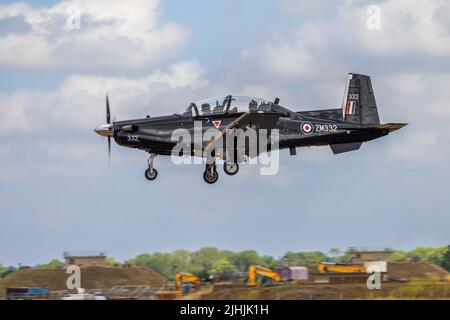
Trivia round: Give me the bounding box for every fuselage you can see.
[112,108,389,156]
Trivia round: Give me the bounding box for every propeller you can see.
[94,94,115,160]
[106,95,111,158]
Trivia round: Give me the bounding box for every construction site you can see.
[1,247,449,300]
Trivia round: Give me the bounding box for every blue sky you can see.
[0,0,449,266]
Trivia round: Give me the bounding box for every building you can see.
[63,251,107,267]
[348,246,393,264]
[275,266,308,282]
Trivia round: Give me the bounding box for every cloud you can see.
[0,60,206,136]
[354,0,450,56]
[0,0,190,71]
[240,0,450,83]
[386,130,440,162]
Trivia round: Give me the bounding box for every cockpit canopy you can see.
[182,95,272,117]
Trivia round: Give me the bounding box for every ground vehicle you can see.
[155,272,201,300]
[176,271,201,294]
[6,287,50,300]
[62,288,106,300]
[317,262,367,273]
[247,265,281,286]
[275,266,308,282]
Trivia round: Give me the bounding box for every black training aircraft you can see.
[94,73,406,184]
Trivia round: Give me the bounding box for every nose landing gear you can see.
[144,153,158,181]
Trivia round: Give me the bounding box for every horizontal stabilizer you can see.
[376,123,408,132]
[330,142,362,154]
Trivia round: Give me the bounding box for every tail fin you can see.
[341,73,380,125]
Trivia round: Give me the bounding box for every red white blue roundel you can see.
[301,121,314,135]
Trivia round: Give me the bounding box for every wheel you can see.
[223,162,239,176]
[144,168,158,181]
[203,168,219,184]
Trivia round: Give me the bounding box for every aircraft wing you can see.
[204,112,280,156]
[232,112,281,130]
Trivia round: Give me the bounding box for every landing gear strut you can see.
[203,163,219,184]
[144,153,158,181]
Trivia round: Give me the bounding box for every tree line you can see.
[127,246,450,279]
[1,245,449,280]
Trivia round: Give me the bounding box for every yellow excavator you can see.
[176,271,201,290]
[155,272,201,300]
[247,265,281,286]
[317,262,366,273]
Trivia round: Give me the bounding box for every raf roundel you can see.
[301,121,314,135]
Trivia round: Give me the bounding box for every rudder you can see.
[341,73,380,125]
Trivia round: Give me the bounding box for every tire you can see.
[223,162,239,176]
[203,169,219,184]
[144,168,158,181]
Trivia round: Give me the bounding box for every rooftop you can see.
[63,251,107,258]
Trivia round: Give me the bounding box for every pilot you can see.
[249,99,258,112]
[201,103,211,115]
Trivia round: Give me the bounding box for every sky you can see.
[0,0,449,266]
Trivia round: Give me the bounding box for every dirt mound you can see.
[387,261,449,280]
[0,266,166,297]
[202,262,450,300]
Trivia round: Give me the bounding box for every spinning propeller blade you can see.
[106,95,111,124]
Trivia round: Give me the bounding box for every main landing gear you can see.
[202,162,239,184]
[203,163,219,184]
[144,153,158,181]
[223,162,239,176]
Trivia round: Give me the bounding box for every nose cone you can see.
[94,123,114,137]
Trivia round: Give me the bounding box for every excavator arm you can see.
[317,262,366,273]
[247,265,281,286]
[176,272,201,290]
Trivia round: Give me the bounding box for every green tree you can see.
[39,259,63,269]
[0,264,6,278]
[283,251,327,267]
[406,246,448,264]
[260,255,279,269]
[328,248,341,262]
[129,252,177,278]
[233,250,262,272]
[340,250,353,263]
[0,265,15,279]
[389,247,448,265]
[389,250,407,261]
[210,258,238,277]
[190,247,222,278]
[106,257,119,266]
[172,249,193,272]
[440,246,450,271]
